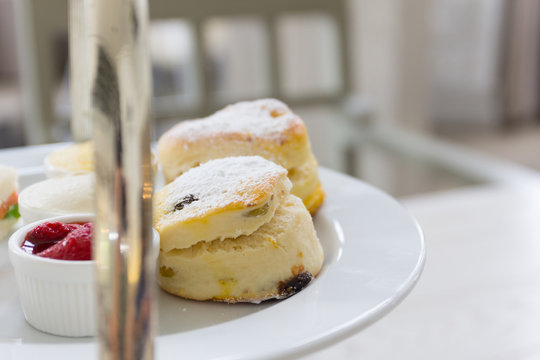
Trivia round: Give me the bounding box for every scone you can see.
[44,141,157,178]
[154,156,324,303]
[154,156,291,252]
[44,141,93,177]
[157,98,325,214]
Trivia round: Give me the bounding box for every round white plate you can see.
[0,166,425,360]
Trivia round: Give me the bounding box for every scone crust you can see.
[303,182,326,215]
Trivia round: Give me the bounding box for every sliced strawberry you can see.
[38,222,93,260]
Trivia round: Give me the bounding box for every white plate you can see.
[0,145,425,360]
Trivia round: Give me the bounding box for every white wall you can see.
[0,0,17,79]
[429,0,506,129]
[350,0,432,131]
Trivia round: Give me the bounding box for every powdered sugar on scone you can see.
[167,99,302,142]
[159,156,288,221]
[154,156,292,251]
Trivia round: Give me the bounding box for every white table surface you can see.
[302,184,540,360]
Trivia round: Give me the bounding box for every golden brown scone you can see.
[153,156,292,252]
[44,141,158,178]
[157,195,324,303]
[287,154,325,214]
[157,99,324,213]
[44,142,93,177]
[302,182,325,217]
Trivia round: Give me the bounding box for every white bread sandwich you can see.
[18,174,95,224]
[0,165,19,240]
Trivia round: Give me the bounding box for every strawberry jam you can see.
[21,221,93,260]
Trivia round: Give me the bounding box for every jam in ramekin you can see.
[21,221,93,260]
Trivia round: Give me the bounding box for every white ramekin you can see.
[8,214,159,337]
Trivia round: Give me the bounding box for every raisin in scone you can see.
[153,156,324,303]
[157,99,325,214]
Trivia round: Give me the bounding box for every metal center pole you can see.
[70,0,155,358]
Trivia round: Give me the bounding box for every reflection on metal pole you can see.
[70,0,154,358]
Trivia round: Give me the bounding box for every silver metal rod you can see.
[71,0,154,358]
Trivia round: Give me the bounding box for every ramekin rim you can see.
[8,213,96,266]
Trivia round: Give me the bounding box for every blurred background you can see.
[1,0,540,197]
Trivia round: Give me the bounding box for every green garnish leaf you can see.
[4,203,20,220]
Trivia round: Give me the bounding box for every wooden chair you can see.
[14,0,352,144]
